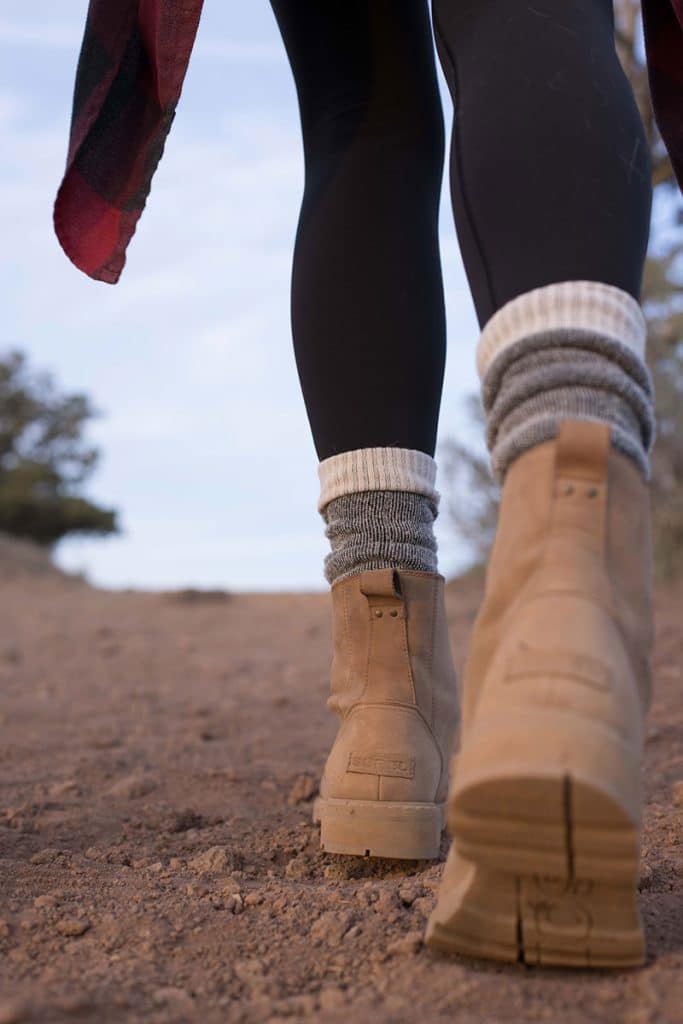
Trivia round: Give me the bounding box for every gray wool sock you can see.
[482,327,655,482]
[321,489,439,587]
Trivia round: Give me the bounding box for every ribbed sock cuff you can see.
[476,281,654,482]
[317,446,440,516]
[322,489,439,587]
[476,280,647,381]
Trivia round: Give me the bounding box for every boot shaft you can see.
[327,566,460,783]
[462,420,654,728]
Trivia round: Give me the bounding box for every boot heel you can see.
[425,855,646,968]
[313,796,446,860]
[449,710,642,884]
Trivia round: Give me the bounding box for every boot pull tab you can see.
[554,420,610,483]
[551,419,609,547]
[359,568,405,619]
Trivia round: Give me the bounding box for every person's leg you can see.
[269,0,447,586]
[426,0,655,966]
[269,0,459,859]
[431,0,653,474]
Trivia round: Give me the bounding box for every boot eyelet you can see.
[587,486,598,498]
[563,484,575,496]
[374,609,383,618]
[390,609,398,617]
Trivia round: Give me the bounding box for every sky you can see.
[2,4,495,592]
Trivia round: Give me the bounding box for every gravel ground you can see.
[1,539,682,1023]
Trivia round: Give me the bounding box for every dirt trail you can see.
[1,542,682,1023]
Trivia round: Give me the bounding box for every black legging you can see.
[269,0,652,463]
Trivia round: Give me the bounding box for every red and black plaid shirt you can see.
[53,0,683,284]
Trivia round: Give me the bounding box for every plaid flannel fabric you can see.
[53,0,204,284]
[53,0,683,285]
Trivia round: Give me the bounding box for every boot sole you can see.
[425,709,645,968]
[312,796,446,860]
[425,858,645,968]
[449,710,642,884]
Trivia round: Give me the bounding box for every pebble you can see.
[34,894,59,910]
[244,892,263,907]
[412,896,434,918]
[287,774,318,806]
[106,774,156,799]
[30,848,64,865]
[310,911,354,947]
[672,780,683,807]
[386,930,424,956]
[226,895,244,915]
[189,846,234,874]
[398,883,424,907]
[48,779,81,799]
[152,987,194,1010]
[56,917,91,937]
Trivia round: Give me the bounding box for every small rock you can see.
[106,774,156,800]
[0,999,29,1024]
[274,994,316,1016]
[48,780,81,799]
[148,861,163,873]
[30,848,64,865]
[412,896,435,918]
[162,809,205,833]
[285,853,314,880]
[187,883,210,898]
[233,958,264,981]
[387,930,423,956]
[189,846,234,875]
[398,883,424,907]
[34,894,59,910]
[152,987,194,1009]
[672,780,683,807]
[310,911,354,947]
[226,895,244,915]
[56,917,91,937]
[287,774,318,806]
[244,892,263,907]
[374,887,399,915]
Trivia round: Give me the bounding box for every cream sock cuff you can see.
[317,446,440,515]
[476,280,647,381]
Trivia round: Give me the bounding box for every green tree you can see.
[439,0,683,581]
[0,349,118,547]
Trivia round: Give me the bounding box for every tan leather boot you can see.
[426,419,654,966]
[312,566,460,859]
